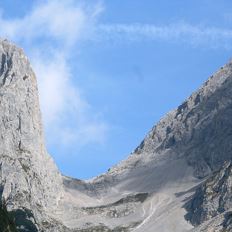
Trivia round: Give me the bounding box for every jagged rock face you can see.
[0,40,64,230]
[185,162,232,231]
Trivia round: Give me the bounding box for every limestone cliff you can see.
[0,39,65,231]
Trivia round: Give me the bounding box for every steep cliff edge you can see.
[0,39,66,231]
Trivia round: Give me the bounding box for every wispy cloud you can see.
[96,22,232,49]
[0,0,108,149]
[0,0,103,47]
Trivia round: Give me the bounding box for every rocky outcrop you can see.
[185,162,232,226]
[185,162,232,231]
[0,39,64,231]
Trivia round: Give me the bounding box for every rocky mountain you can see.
[1,39,232,231]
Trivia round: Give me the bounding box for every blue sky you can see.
[1,0,232,179]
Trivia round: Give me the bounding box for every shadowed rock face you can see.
[185,162,232,231]
[0,200,17,232]
[185,162,232,226]
[1,39,232,231]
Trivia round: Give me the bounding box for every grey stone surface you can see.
[0,39,65,231]
[185,162,232,225]
[186,162,232,232]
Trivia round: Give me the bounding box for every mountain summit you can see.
[0,40,232,231]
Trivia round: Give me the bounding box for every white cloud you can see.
[0,0,103,46]
[96,22,232,49]
[33,51,108,148]
[0,0,108,149]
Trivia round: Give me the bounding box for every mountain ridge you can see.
[1,39,232,231]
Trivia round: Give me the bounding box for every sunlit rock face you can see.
[0,39,65,231]
[1,39,232,232]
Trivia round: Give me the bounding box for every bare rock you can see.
[0,39,64,231]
